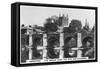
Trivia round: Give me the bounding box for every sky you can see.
[20,5,95,29]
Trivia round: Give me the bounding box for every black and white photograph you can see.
[20,4,96,64]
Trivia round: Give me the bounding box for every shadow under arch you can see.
[64,36,77,58]
[82,36,94,58]
[32,35,43,59]
[82,36,93,48]
[47,36,59,59]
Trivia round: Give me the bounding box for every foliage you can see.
[68,19,82,33]
[44,17,58,33]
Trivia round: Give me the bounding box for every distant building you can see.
[58,14,69,27]
[62,14,69,27]
[83,19,90,32]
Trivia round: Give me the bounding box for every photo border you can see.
[11,2,98,67]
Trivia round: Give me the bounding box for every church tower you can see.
[62,14,69,27]
[84,19,90,32]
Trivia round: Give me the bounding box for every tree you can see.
[44,17,58,33]
[68,19,82,33]
[21,24,25,27]
[44,23,58,33]
[44,14,68,33]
